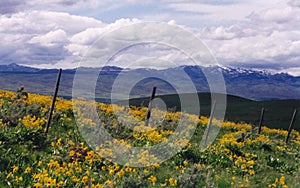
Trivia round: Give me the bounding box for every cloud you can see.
[200,25,250,40]
[28,29,68,47]
[247,7,298,24]
[66,18,141,58]
[0,0,300,75]
[203,27,300,62]
[0,0,152,16]
[206,32,300,64]
[283,66,300,76]
[0,10,102,66]
[193,2,300,75]
[183,6,300,75]
[166,0,288,22]
[288,0,300,7]
[0,10,146,68]
[0,1,29,14]
[0,0,80,14]
[167,3,250,21]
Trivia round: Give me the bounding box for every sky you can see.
[0,0,300,75]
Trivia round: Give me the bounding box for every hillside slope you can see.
[124,93,300,131]
[0,89,299,187]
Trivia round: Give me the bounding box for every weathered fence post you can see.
[258,107,265,134]
[285,109,297,144]
[145,87,157,126]
[45,68,62,135]
[204,100,216,145]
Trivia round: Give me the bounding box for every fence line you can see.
[204,100,217,145]
[286,109,297,143]
[45,68,62,135]
[145,87,157,126]
[257,108,265,134]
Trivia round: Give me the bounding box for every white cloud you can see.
[0,1,29,14]
[70,28,104,45]
[248,7,299,24]
[0,0,101,14]
[0,0,300,75]
[289,0,300,7]
[167,20,176,25]
[200,25,247,40]
[0,10,103,34]
[167,0,288,22]
[0,10,103,66]
[282,66,300,76]
[179,1,299,75]
[66,18,142,59]
[203,26,300,62]
[206,33,299,62]
[69,17,141,45]
[28,29,68,47]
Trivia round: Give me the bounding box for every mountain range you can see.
[0,63,299,101]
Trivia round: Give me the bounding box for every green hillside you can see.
[124,93,300,131]
[1,89,299,187]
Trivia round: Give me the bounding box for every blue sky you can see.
[0,0,300,75]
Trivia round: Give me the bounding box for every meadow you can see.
[0,89,299,187]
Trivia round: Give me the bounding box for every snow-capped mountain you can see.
[182,65,300,100]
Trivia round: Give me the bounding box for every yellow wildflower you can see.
[279,176,285,185]
[169,178,177,186]
[12,165,19,173]
[15,176,23,182]
[148,175,157,183]
[34,183,43,188]
[69,150,75,156]
[6,172,12,179]
[24,167,31,173]
[57,181,64,187]
[38,161,43,166]
[82,176,89,183]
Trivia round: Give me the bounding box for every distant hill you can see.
[0,63,300,100]
[0,63,39,72]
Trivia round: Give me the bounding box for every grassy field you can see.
[125,93,300,131]
[0,89,300,187]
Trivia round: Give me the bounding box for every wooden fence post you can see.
[285,109,297,144]
[204,100,216,145]
[145,87,156,126]
[258,107,265,134]
[45,68,62,135]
